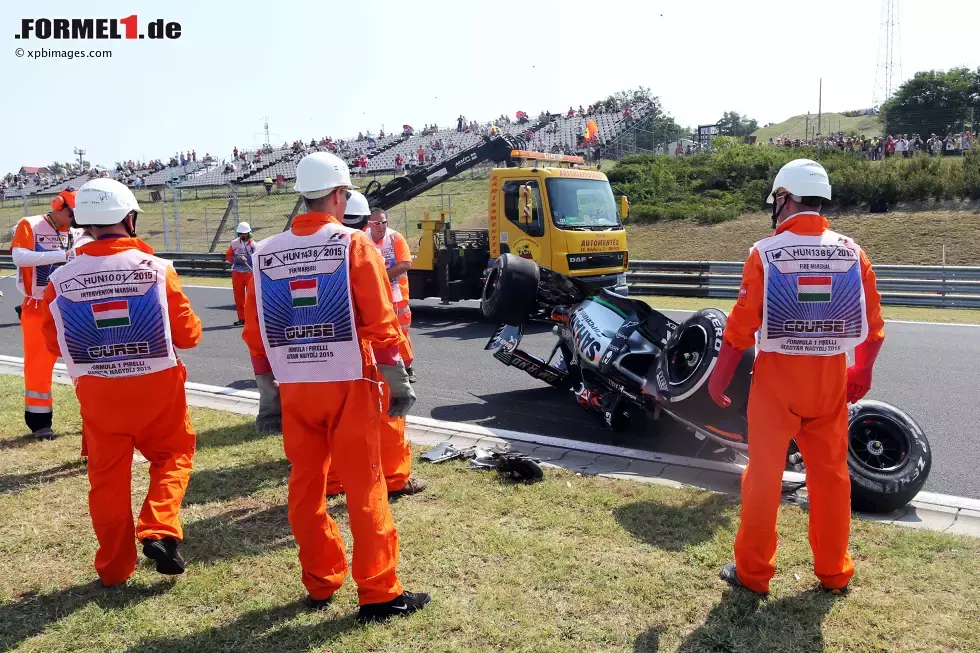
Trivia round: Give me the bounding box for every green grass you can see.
[626,208,980,266]
[0,175,490,253]
[753,113,883,142]
[1,375,979,651]
[179,275,232,287]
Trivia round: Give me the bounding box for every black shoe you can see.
[307,595,334,611]
[406,367,417,383]
[720,562,768,597]
[389,478,427,498]
[233,320,245,326]
[822,583,849,596]
[357,590,431,624]
[142,537,185,576]
[31,427,56,441]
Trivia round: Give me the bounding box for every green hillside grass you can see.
[753,112,882,142]
[626,207,980,266]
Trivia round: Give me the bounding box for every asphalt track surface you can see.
[1,276,978,500]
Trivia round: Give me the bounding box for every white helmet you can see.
[342,191,371,227]
[236,221,251,234]
[294,151,355,199]
[346,191,371,216]
[74,178,143,226]
[766,158,832,203]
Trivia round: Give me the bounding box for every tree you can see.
[882,67,980,136]
[592,86,653,113]
[591,87,689,151]
[48,161,65,175]
[716,111,759,138]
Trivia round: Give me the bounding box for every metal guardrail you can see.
[0,251,231,278]
[627,260,980,309]
[2,251,979,309]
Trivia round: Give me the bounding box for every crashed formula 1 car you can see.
[481,253,932,514]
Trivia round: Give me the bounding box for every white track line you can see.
[881,319,980,328]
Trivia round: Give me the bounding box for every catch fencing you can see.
[627,260,980,309]
[0,172,488,254]
[3,252,977,309]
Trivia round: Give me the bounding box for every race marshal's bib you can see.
[47,251,178,379]
[756,228,869,355]
[33,231,67,288]
[252,224,363,384]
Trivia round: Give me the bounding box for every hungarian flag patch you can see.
[92,299,131,328]
[289,278,318,307]
[797,275,832,302]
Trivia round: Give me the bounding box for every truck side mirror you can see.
[619,195,630,221]
[519,184,534,225]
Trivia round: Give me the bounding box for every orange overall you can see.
[326,334,415,495]
[387,230,413,337]
[723,213,885,594]
[326,228,414,494]
[40,237,202,587]
[242,212,407,605]
[226,237,255,322]
[11,217,67,431]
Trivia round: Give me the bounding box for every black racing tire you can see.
[656,308,755,423]
[847,399,931,514]
[480,254,540,326]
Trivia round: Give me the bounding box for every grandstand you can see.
[2,101,655,198]
[0,171,91,199]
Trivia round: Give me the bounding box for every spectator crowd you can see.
[3,99,651,197]
[766,130,974,159]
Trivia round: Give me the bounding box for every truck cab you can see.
[488,151,628,294]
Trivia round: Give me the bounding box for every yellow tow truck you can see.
[361,134,630,303]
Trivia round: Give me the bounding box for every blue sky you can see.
[2,0,979,173]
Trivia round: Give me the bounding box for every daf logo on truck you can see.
[87,342,150,358]
[285,323,336,340]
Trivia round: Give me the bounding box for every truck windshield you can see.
[545,178,622,230]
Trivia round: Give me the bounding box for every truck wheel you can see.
[481,254,539,326]
[847,400,931,514]
[656,308,754,422]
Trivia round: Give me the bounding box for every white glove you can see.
[378,361,416,418]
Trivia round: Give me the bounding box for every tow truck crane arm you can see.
[362,134,527,211]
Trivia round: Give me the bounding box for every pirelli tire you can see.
[481,254,540,327]
[847,399,931,514]
[655,308,755,423]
